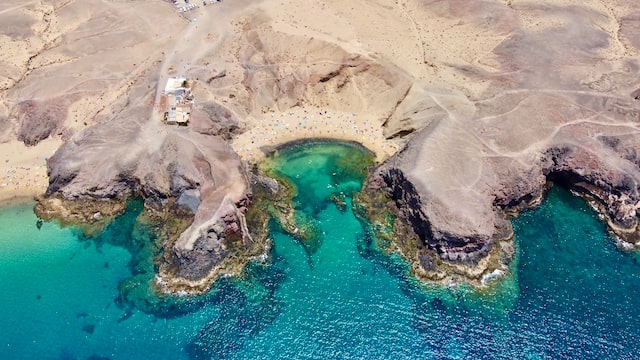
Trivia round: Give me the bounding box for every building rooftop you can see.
[164,77,187,93]
[160,77,193,126]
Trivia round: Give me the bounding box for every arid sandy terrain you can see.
[1,0,639,290]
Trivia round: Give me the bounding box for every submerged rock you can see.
[364,2,640,284]
[365,92,640,285]
[13,0,640,295]
[35,96,263,294]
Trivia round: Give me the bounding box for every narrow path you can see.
[395,0,429,68]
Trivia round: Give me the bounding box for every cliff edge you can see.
[1,0,639,292]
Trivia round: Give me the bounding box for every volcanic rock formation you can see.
[1,0,639,291]
[366,0,640,284]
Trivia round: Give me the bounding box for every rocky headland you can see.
[1,0,639,293]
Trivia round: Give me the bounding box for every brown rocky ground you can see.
[1,0,639,291]
[367,0,640,285]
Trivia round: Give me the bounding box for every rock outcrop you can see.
[27,1,415,294]
[364,0,640,285]
[2,0,640,293]
[33,79,262,293]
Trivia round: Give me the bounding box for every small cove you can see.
[1,140,639,359]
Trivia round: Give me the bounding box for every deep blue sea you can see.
[1,142,640,359]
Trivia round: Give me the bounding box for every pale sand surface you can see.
[0,0,635,190]
[0,0,183,204]
[0,0,638,288]
[232,106,399,164]
[0,138,60,204]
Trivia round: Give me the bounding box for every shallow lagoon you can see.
[1,141,639,359]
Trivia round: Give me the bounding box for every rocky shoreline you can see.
[34,129,640,294]
[358,167,516,288]
[32,143,317,295]
[8,0,640,296]
[358,140,640,286]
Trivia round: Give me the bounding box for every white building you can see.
[161,77,193,126]
[164,77,187,94]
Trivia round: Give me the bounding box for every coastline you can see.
[0,193,39,208]
[0,138,58,206]
[231,106,399,164]
[2,0,638,299]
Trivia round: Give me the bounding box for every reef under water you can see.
[1,141,639,359]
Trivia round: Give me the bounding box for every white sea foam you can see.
[481,269,505,287]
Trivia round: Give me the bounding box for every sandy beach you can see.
[0,138,59,205]
[0,0,638,261]
[231,106,399,164]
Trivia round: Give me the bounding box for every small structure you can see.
[160,77,193,126]
[167,0,220,13]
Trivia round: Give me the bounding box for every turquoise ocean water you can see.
[1,141,640,359]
